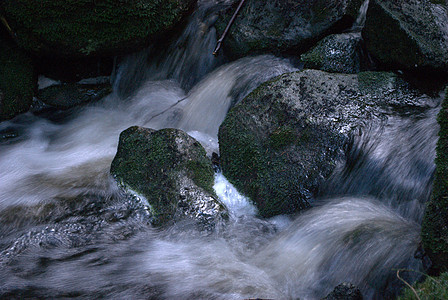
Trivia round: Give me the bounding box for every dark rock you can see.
[323,282,363,300]
[301,32,365,74]
[1,0,197,57]
[111,126,227,227]
[38,80,112,110]
[363,0,448,71]
[219,69,435,217]
[0,38,35,121]
[422,87,448,272]
[215,0,362,58]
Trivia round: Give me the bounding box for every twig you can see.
[145,96,189,123]
[397,269,421,300]
[213,0,247,56]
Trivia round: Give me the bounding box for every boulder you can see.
[301,33,365,74]
[323,283,363,300]
[219,70,434,217]
[215,0,362,58]
[1,0,197,57]
[362,0,448,71]
[38,80,112,109]
[0,39,35,121]
[422,87,448,272]
[111,126,227,227]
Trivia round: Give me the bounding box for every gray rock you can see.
[301,33,364,74]
[218,69,434,217]
[111,126,227,228]
[363,0,448,71]
[38,82,112,109]
[215,0,362,58]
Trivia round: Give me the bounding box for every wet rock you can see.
[363,0,448,71]
[219,69,435,217]
[1,0,197,57]
[301,33,365,74]
[111,126,227,227]
[215,0,362,58]
[422,87,448,272]
[38,80,112,110]
[323,282,363,299]
[0,38,35,121]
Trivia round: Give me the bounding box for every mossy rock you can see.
[301,32,364,74]
[362,0,448,71]
[422,88,448,272]
[110,126,227,227]
[1,0,196,57]
[0,39,35,121]
[219,70,435,218]
[215,0,362,58]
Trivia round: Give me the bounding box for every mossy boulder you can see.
[215,0,362,58]
[324,283,363,300]
[0,39,35,121]
[362,0,448,71]
[1,0,196,57]
[422,88,448,272]
[110,126,227,227]
[219,69,434,217]
[301,32,365,74]
[38,80,112,109]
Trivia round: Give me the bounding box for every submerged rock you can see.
[301,33,365,74]
[0,39,35,121]
[111,126,227,227]
[422,87,448,272]
[362,0,448,71]
[215,0,362,58]
[323,282,363,300]
[219,69,435,217]
[38,80,112,109]
[1,0,196,57]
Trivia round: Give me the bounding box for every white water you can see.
[0,0,439,299]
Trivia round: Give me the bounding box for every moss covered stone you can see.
[215,0,362,58]
[422,88,448,272]
[219,70,435,218]
[1,0,196,57]
[0,39,35,121]
[362,0,448,71]
[301,32,364,74]
[110,126,226,227]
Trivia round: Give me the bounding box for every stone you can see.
[111,126,227,227]
[219,69,435,217]
[362,0,448,71]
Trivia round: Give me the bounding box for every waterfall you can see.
[0,0,440,299]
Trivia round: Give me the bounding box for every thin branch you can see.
[397,269,421,300]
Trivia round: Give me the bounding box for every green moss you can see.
[0,39,34,120]
[2,0,193,57]
[269,126,296,150]
[185,159,215,196]
[399,272,448,299]
[358,71,395,93]
[422,87,448,272]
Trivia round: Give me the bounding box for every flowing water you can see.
[0,0,441,299]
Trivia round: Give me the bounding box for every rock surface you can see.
[38,81,112,109]
[323,282,363,300]
[219,69,435,217]
[111,126,227,227]
[301,33,364,74]
[215,0,362,58]
[1,0,197,57]
[0,39,35,121]
[362,0,448,71]
[422,87,448,272]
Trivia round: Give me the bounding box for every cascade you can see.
[0,0,441,298]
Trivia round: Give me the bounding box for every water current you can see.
[0,0,442,299]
